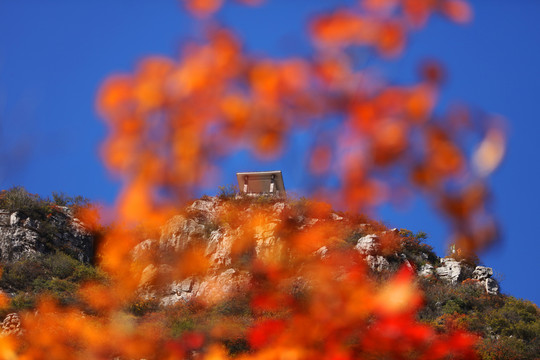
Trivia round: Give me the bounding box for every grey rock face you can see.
[9,212,20,226]
[435,258,464,284]
[160,216,206,252]
[366,255,390,272]
[473,266,494,281]
[471,266,499,295]
[139,198,506,306]
[485,278,500,295]
[355,234,380,255]
[189,197,220,221]
[0,210,94,263]
[161,278,199,306]
[160,269,251,306]
[197,268,251,303]
[419,264,434,277]
[205,229,233,269]
[436,260,498,295]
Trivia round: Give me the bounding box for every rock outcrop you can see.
[473,265,499,295]
[435,258,475,284]
[355,234,380,255]
[485,278,500,295]
[1,313,21,336]
[134,196,501,306]
[0,208,94,264]
[473,266,494,281]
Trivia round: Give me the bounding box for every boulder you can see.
[9,212,20,226]
[473,266,493,281]
[485,278,500,295]
[161,278,199,306]
[160,269,252,306]
[436,258,463,284]
[366,255,390,272]
[355,234,380,255]
[254,222,286,264]
[418,264,434,277]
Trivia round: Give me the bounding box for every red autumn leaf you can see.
[248,319,286,349]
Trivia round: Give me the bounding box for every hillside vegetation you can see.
[0,186,537,359]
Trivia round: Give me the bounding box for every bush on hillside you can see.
[0,252,105,310]
[0,186,50,220]
[399,229,438,267]
[0,186,91,219]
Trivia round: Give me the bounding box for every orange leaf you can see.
[376,21,406,57]
[311,11,365,46]
[248,319,286,349]
[183,0,223,17]
[442,0,473,24]
[96,75,133,118]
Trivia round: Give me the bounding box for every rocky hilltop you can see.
[0,190,537,359]
[132,196,500,306]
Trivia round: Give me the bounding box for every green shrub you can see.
[1,258,48,291]
[399,229,438,266]
[442,299,465,315]
[344,230,366,247]
[51,192,90,208]
[0,252,105,309]
[170,317,196,337]
[128,298,160,317]
[32,277,78,305]
[0,187,97,254]
[213,295,252,317]
[44,252,79,279]
[10,292,36,311]
[487,297,540,341]
[0,186,50,220]
[71,263,105,283]
[477,336,532,360]
[218,185,240,200]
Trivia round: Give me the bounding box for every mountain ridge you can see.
[0,187,537,359]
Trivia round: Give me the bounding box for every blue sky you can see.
[0,0,539,304]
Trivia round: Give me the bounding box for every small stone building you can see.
[236,170,286,197]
